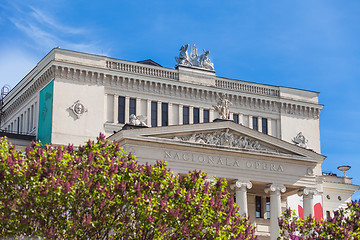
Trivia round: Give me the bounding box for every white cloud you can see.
[5,3,107,55]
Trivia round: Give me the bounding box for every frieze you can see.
[164,150,284,173]
[169,128,290,155]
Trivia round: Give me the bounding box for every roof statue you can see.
[213,93,232,120]
[175,44,214,71]
[129,114,148,127]
[292,132,308,148]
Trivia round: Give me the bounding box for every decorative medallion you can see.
[292,132,308,148]
[69,100,87,119]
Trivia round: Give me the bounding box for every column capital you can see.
[298,187,318,197]
[231,180,252,190]
[264,183,286,194]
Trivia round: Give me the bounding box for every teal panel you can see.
[37,81,54,144]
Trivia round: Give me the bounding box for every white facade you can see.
[1,48,358,240]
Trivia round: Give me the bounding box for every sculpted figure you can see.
[199,49,214,70]
[292,132,308,148]
[129,114,148,126]
[175,44,191,66]
[213,93,232,120]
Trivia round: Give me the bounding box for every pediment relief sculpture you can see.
[167,129,293,155]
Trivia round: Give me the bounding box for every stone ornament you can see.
[175,44,214,71]
[306,167,314,176]
[264,184,286,194]
[171,128,283,154]
[231,180,253,190]
[213,93,232,120]
[298,187,318,197]
[292,132,308,148]
[69,100,87,119]
[129,114,148,126]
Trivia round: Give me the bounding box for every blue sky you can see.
[1,0,359,198]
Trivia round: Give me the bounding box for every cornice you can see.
[2,61,322,123]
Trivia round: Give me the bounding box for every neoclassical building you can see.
[0,46,358,240]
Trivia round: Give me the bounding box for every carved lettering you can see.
[164,151,171,159]
[246,161,252,168]
[163,150,284,173]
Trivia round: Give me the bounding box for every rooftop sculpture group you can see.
[175,44,214,71]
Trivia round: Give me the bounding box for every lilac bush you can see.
[279,201,360,239]
[0,135,257,239]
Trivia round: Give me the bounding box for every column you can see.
[209,109,214,122]
[113,95,118,123]
[168,103,173,125]
[189,106,194,124]
[146,100,151,126]
[229,112,233,121]
[231,180,252,216]
[276,119,281,138]
[136,98,141,116]
[249,116,253,129]
[239,113,244,125]
[268,118,273,136]
[298,188,318,218]
[258,117,263,133]
[199,107,204,123]
[125,97,130,123]
[179,104,183,125]
[265,184,286,240]
[157,102,161,126]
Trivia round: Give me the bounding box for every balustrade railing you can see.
[106,61,179,80]
[215,79,280,97]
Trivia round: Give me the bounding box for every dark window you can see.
[151,101,157,127]
[183,106,189,125]
[262,118,268,134]
[118,97,125,124]
[256,196,262,218]
[203,109,209,123]
[162,103,168,126]
[17,117,19,133]
[129,98,136,118]
[233,114,239,124]
[326,211,331,219]
[193,107,199,124]
[266,197,270,219]
[253,117,258,131]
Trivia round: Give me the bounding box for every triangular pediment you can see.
[108,121,325,163]
[150,128,298,156]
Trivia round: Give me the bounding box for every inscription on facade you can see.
[164,151,284,173]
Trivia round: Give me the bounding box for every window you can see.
[256,196,262,218]
[193,107,199,124]
[266,197,270,219]
[262,118,268,134]
[151,101,157,127]
[118,97,125,124]
[162,103,168,126]
[203,109,209,123]
[233,114,239,124]
[27,108,30,132]
[129,98,136,118]
[183,106,189,125]
[326,211,331,219]
[20,114,23,133]
[252,117,258,131]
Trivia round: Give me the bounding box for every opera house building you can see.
[1,46,358,240]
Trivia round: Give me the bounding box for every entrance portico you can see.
[108,120,325,239]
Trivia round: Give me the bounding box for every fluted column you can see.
[113,95,118,123]
[125,96,130,123]
[298,188,318,218]
[265,184,286,240]
[231,180,252,216]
